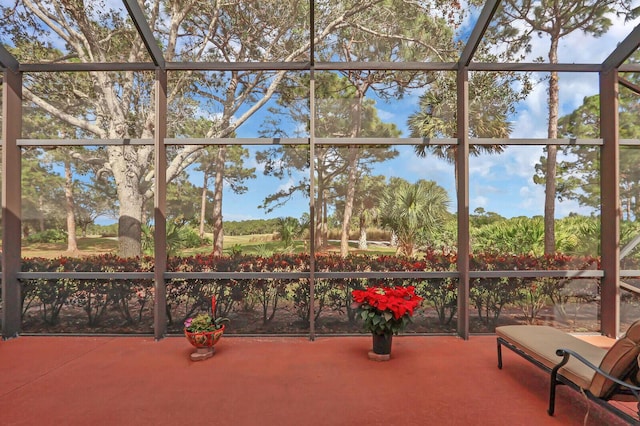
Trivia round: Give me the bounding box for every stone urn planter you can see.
[184,325,226,361]
[183,296,229,361]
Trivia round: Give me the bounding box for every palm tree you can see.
[407,71,530,197]
[378,180,450,256]
[275,217,302,251]
[407,73,514,189]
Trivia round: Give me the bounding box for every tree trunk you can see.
[38,195,45,232]
[322,189,328,248]
[315,165,326,251]
[544,37,560,255]
[117,193,143,258]
[397,240,413,257]
[340,146,359,257]
[110,146,145,258]
[212,147,226,256]
[340,95,364,257]
[199,173,209,239]
[390,231,398,247]
[544,145,558,254]
[64,159,79,253]
[358,213,368,250]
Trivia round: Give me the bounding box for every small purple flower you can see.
[184,318,192,328]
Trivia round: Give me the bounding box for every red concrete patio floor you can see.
[0,335,636,425]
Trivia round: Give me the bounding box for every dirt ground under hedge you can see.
[10,297,638,336]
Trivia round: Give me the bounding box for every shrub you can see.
[419,278,457,325]
[17,251,601,333]
[25,229,67,244]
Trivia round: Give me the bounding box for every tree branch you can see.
[23,87,106,138]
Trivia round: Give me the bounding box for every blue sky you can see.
[214,8,640,223]
[6,1,638,224]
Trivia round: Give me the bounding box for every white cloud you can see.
[402,148,452,176]
[277,178,295,194]
[480,184,503,194]
[223,212,260,221]
[561,13,640,63]
[469,145,542,183]
[516,184,544,216]
[559,74,600,114]
[510,76,549,138]
[376,108,396,122]
[471,195,488,208]
[503,146,544,178]
[523,8,640,64]
[557,198,596,217]
[247,154,266,174]
[519,185,534,197]
[470,154,500,178]
[502,7,640,143]
[510,72,598,140]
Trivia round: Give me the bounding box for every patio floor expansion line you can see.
[0,335,634,425]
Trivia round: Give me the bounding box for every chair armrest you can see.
[556,348,640,394]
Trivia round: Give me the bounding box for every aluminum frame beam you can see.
[11,61,633,73]
[459,0,500,66]
[153,69,168,339]
[20,63,155,72]
[602,23,640,73]
[0,45,19,72]
[456,67,470,340]
[122,0,166,68]
[2,69,22,339]
[1,0,637,341]
[600,70,621,337]
[619,76,640,95]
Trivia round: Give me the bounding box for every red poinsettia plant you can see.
[352,286,423,335]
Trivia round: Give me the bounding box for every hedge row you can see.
[9,251,609,333]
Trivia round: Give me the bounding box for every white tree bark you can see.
[14,0,456,257]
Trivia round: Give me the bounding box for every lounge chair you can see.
[496,320,640,424]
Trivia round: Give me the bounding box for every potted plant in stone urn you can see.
[351,285,423,361]
[184,296,229,361]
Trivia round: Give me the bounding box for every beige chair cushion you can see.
[590,319,640,398]
[497,325,607,390]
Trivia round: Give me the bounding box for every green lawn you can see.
[21,237,119,258]
[20,234,396,258]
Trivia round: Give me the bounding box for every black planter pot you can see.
[372,333,393,355]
